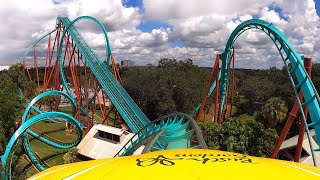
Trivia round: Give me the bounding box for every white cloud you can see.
[0,0,142,64]
[142,0,320,68]
[66,0,142,31]
[0,0,319,70]
[143,0,277,20]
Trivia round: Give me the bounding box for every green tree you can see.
[237,75,276,113]
[63,148,78,164]
[39,95,60,111]
[0,73,24,154]
[199,118,278,157]
[235,67,293,115]
[6,63,38,100]
[234,95,249,115]
[122,58,209,119]
[258,97,288,128]
[8,63,28,89]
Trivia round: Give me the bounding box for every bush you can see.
[63,148,78,164]
[199,118,278,157]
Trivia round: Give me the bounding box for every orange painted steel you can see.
[34,47,40,93]
[196,54,221,123]
[214,61,220,123]
[271,58,312,160]
[229,48,236,117]
[294,58,312,162]
[197,48,237,124]
[111,54,123,84]
[21,22,124,136]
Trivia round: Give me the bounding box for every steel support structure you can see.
[270,58,312,162]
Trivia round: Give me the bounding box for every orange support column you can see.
[214,60,220,123]
[196,54,221,123]
[230,48,236,117]
[34,47,40,93]
[294,57,312,162]
[270,93,303,158]
[271,57,312,159]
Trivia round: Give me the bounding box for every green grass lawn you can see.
[28,136,69,167]
[57,105,117,124]
[31,120,78,143]
[14,104,121,178]
[14,155,39,179]
[15,121,77,178]
[12,103,122,178]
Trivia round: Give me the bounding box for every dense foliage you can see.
[2,60,320,176]
[235,67,293,115]
[63,148,79,164]
[121,60,320,157]
[121,58,210,120]
[199,118,278,157]
[0,64,26,178]
[256,97,288,128]
[0,72,24,154]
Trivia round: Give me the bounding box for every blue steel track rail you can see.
[8,17,318,179]
[114,113,207,157]
[57,16,150,133]
[196,19,320,165]
[1,91,83,180]
[1,15,203,180]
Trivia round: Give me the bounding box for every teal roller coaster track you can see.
[1,16,320,180]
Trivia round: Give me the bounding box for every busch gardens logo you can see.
[136,153,254,167]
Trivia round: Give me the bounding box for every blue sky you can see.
[125,0,320,61]
[316,0,320,16]
[0,0,319,69]
[124,0,320,55]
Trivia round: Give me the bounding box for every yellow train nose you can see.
[29,149,320,180]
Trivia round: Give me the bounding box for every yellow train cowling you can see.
[29,149,320,179]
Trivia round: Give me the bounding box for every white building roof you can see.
[77,124,143,159]
[279,129,320,166]
[280,129,316,149]
[95,124,124,136]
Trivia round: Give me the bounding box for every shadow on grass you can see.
[28,128,76,144]
[20,151,68,173]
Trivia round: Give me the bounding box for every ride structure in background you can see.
[1,16,206,180]
[194,48,236,124]
[1,16,320,179]
[194,20,320,166]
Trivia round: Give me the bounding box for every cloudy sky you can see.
[0,0,319,69]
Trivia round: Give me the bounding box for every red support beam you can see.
[23,61,32,82]
[44,30,60,91]
[34,47,40,93]
[111,54,123,84]
[196,54,221,123]
[214,60,220,123]
[271,57,312,159]
[84,59,90,127]
[230,48,236,117]
[270,92,303,158]
[43,34,51,91]
[294,57,312,162]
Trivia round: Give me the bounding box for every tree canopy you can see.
[199,118,278,157]
[0,73,24,154]
[122,58,210,120]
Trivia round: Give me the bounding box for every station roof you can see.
[95,124,124,136]
[279,129,320,166]
[280,129,316,149]
[77,124,142,159]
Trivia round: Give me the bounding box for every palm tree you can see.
[261,97,288,128]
